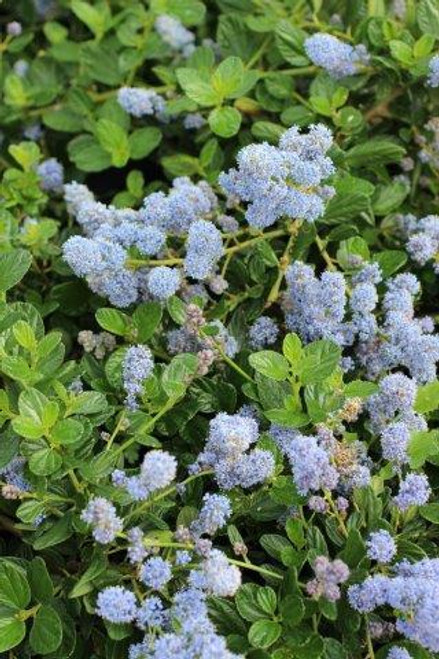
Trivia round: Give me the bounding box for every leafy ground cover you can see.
[1,1,439,658]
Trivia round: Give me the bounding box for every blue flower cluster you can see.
[398,214,439,273]
[81,497,123,544]
[36,158,64,192]
[154,14,195,57]
[349,558,439,652]
[427,54,439,87]
[62,177,225,307]
[284,262,439,383]
[366,530,397,563]
[113,449,177,501]
[122,345,154,410]
[190,493,231,537]
[248,316,279,348]
[193,412,275,489]
[189,548,241,597]
[219,124,335,228]
[305,33,370,79]
[117,87,166,118]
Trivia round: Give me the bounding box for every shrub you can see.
[1,1,439,657]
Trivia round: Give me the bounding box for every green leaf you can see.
[208,106,242,138]
[389,40,414,65]
[69,550,107,598]
[256,587,277,616]
[0,250,32,292]
[279,594,305,628]
[373,250,407,277]
[248,619,282,649]
[283,333,302,369]
[95,119,130,168]
[96,308,130,336]
[0,614,26,653]
[236,584,273,622]
[71,0,111,39]
[420,503,439,523]
[275,20,308,66]
[50,419,84,445]
[129,127,162,160]
[30,605,63,654]
[415,380,439,413]
[345,140,405,167]
[211,57,244,97]
[0,562,31,609]
[68,391,108,415]
[249,351,289,381]
[344,380,379,398]
[68,134,112,172]
[132,302,163,342]
[33,514,72,550]
[176,68,222,106]
[417,0,439,37]
[299,340,341,384]
[8,142,40,170]
[29,448,62,476]
[28,558,54,604]
[408,430,439,468]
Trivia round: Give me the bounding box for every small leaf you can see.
[0,615,26,653]
[0,250,32,292]
[248,619,282,649]
[249,351,289,380]
[30,605,63,655]
[208,106,242,138]
[0,562,31,610]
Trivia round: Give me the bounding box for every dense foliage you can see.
[2,0,439,657]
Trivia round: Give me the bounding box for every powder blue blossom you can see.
[96,586,137,623]
[117,87,166,118]
[190,549,241,597]
[122,345,154,410]
[124,450,177,501]
[248,316,279,348]
[140,177,217,234]
[184,113,206,130]
[62,236,138,308]
[81,497,123,544]
[7,21,22,35]
[155,14,195,57]
[305,33,369,79]
[394,473,431,511]
[366,530,397,563]
[140,557,172,590]
[387,648,412,659]
[184,219,224,280]
[190,493,231,537]
[127,527,147,564]
[195,412,274,489]
[284,262,348,345]
[136,596,166,629]
[13,60,29,77]
[427,54,439,87]
[367,373,418,434]
[37,158,64,192]
[219,124,335,228]
[380,422,410,464]
[349,558,439,652]
[147,266,180,300]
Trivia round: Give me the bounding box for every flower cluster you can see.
[304,33,370,78]
[122,345,154,410]
[154,14,195,57]
[219,124,335,228]
[113,450,177,501]
[192,412,275,489]
[81,497,123,544]
[117,87,166,119]
[349,558,439,652]
[306,556,350,601]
